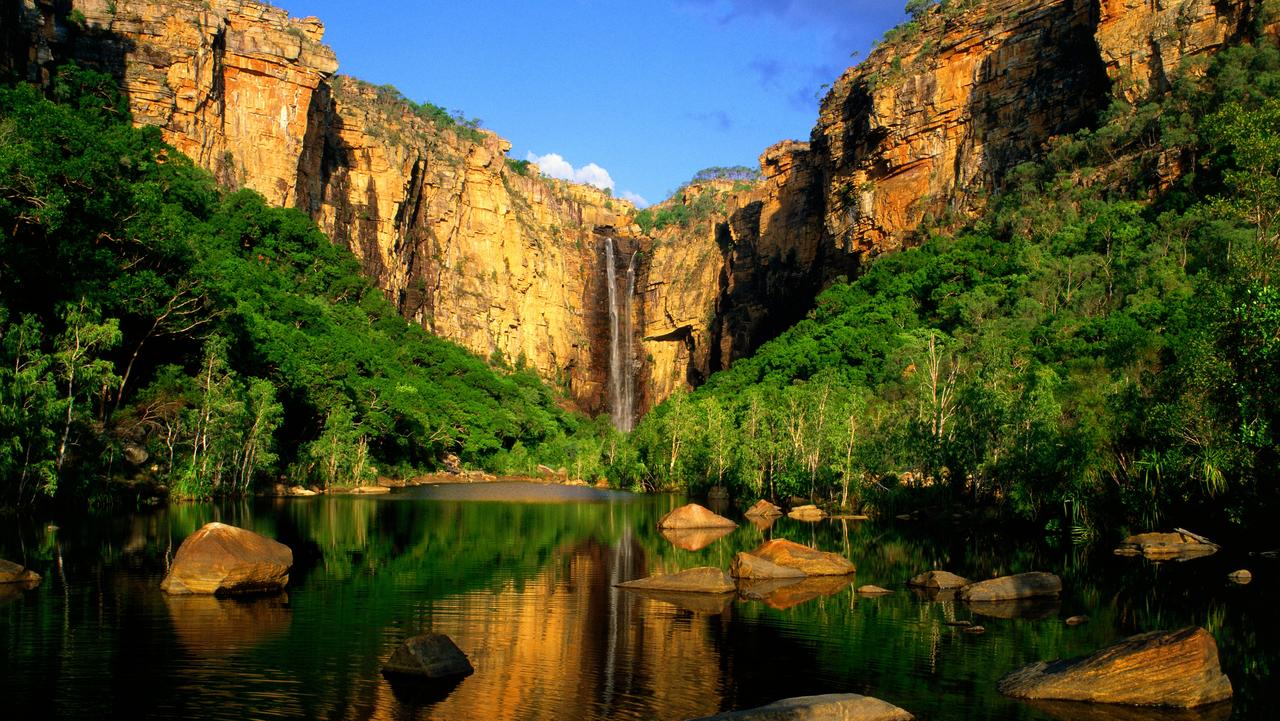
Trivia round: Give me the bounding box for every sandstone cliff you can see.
[9,0,1272,422]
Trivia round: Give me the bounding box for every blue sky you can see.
[273,1,907,206]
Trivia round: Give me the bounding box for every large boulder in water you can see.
[160,522,292,595]
[686,693,914,720]
[744,499,783,518]
[657,503,737,530]
[998,627,1232,707]
[730,552,806,580]
[0,559,40,586]
[746,539,855,576]
[959,572,1061,602]
[787,504,826,521]
[1114,531,1218,560]
[382,633,474,679]
[617,567,736,594]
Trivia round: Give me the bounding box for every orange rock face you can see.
[998,627,1234,707]
[746,538,855,576]
[160,521,292,595]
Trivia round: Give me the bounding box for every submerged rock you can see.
[382,633,474,679]
[1114,531,1218,561]
[0,559,40,586]
[966,597,1061,620]
[1227,570,1252,585]
[744,499,783,518]
[746,539,855,576]
[686,693,914,720]
[730,552,806,580]
[907,570,970,590]
[160,522,293,596]
[857,585,893,595]
[657,503,738,530]
[1065,615,1090,626]
[753,575,854,610]
[617,567,736,594]
[960,572,1061,602]
[998,627,1233,708]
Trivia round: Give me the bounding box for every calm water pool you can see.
[0,482,1273,720]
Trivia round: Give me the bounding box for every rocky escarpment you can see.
[641,0,1270,402]
[10,0,1273,418]
[14,0,636,416]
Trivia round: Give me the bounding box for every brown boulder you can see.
[0,559,40,586]
[960,572,1061,602]
[382,633,474,679]
[1114,532,1218,560]
[686,693,914,720]
[617,567,736,594]
[857,585,893,595]
[160,522,293,596]
[907,570,970,589]
[747,539,855,576]
[744,499,783,518]
[662,526,735,551]
[998,627,1232,707]
[787,504,826,521]
[730,552,806,580]
[657,503,738,530]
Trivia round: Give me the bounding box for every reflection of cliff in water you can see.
[363,532,731,720]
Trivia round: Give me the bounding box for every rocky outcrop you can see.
[657,503,737,530]
[15,0,1270,415]
[687,694,914,721]
[998,627,1233,707]
[745,539,855,576]
[382,633,475,679]
[1114,531,1219,560]
[908,570,970,589]
[960,572,1062,601]
[160,521,292,595]
[744,499,783,518]
[0,559,40,585]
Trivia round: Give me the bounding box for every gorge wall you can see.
[7,0,1270,421]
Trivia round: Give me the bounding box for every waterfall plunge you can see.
[604,237,636,432]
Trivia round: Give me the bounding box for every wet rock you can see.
[382,633,474,679]
[945,620,973,627]
[730,552,806,580]
[1065,615,1089,626]
[787,504,826,521]
[1227,570,1251,585]
[907,570,970,590]
[617,567,736,594]
[160,522,292,596]
[744,499,783,518]
[746,539,855,576]
[960,572,1061,602]
[657,503,738,530]
[963,625,986,635]
[1114,531,1218,561]
[998,627,1233,708]
[0,559,40,586]
[686,693,914,720]
[857,585,893,595]
[662,526,735,551]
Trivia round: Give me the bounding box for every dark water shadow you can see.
[383,673,467,708]
[965,597,1061,620]
[164,593,291,656]
[1026,699,1233,721]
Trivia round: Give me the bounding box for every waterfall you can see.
[604,237,636,432]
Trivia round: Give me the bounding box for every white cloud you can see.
[620,190,650,208]
[525,151,615,191]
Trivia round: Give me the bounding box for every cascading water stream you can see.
[604,237,636,432]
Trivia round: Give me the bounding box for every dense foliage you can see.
[0,65,583,506]
[611,40,1280,538]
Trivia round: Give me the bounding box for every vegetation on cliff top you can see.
[607,39,1280,539]
[0,64,584,507]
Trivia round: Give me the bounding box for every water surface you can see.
[0,483,1273,720]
